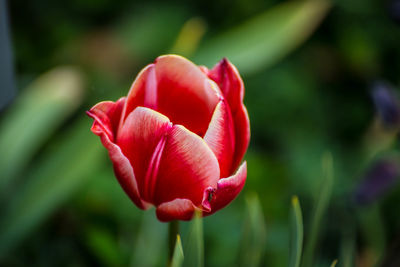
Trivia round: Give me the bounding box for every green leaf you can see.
[183,210,204,267]
[131,211,167,267]
[330,259,338,267]
[302,152,335,267]
[85,225,125,266]
[193,0,331,74]
[0,117,103,258]
[289,195,304,267]
[239,193,267,267]
[171,235,184,267]
[0,66,85,190]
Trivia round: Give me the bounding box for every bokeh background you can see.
[1,0,400,266]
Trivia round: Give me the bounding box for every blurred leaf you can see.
[131,211,167,267]
[0,66,85,190]
[0,117,102,258]
[239,193,267,267]
[330,259,338,267]
[302,152,335,267]
[340,224,355,267]
[194,0,331,74]
[115,5,187,60]
[183,210,203,267]
[357,204,386,266]
[289,196,303,267]
[86,225,125,266]
[171,235,184,267]
[170,17,207,57]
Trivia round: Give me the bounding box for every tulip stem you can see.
[168,220,180,266]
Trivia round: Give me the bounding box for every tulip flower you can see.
[87,55,250,221]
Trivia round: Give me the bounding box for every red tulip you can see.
[87,55,250,221]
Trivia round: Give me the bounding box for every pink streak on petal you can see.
[153,124,220,206]
[117,107,171,203]
[204,100,235,178]
[204,161,247,216]
[154,55,219,136]
[156,198,197,222]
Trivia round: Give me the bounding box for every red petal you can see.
[87,99,149,209]
[156,198,197,222]
[208,59,250,172]
[120,64,157,127]
[116,107,171,203]
[154,55,220,136]
[87,97,126,142]
[153,124,220,206]
[203,161,247,216]
[204,100,235,178]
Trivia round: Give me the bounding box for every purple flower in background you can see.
[354,157,400,205]
[388,0,400,24]
[371,81,400,129]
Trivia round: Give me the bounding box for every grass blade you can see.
[131,211,167,267]
[171,235,184,267]
[289,196,304,267]
[183,210,203,267]
[330,259,338,267]
[239,193,267,267]
[302,152,335,267]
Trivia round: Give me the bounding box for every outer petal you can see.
[153,124,220,206]
[203,161,247,216]
[156,198,197,222]
[154,55,220,136]
[87,97,126,142]
[207,59,250,172]
[204,100,235,178]
[87,99,149,209]
[120,64,157,127]
[116,107,171,203]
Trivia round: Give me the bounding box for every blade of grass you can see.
[131,210,167,267]
[289,196,304,267]
[301,152,335,267]
[0,66,84,190]
[330,259,338,267]
[171,235,184,267]
[193,0,331,75]
[239,193,267,267]
[183,210,204,267]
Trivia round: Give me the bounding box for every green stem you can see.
[168,220,180,266]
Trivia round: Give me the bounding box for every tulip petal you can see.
[87,97,126,142]
[204,100,235,178]
[203,161,247,216]
[153,124,220,206]
[154,55,220,136]
[87,99,149,209]
[117,107,172,203]
[207,59,250,172]
[156,198,197,222]
[121,64,158,127]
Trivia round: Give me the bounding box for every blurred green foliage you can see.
[1,0,400,266]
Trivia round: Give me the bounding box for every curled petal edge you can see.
[202,161,247,216]
[87,101,150,210]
